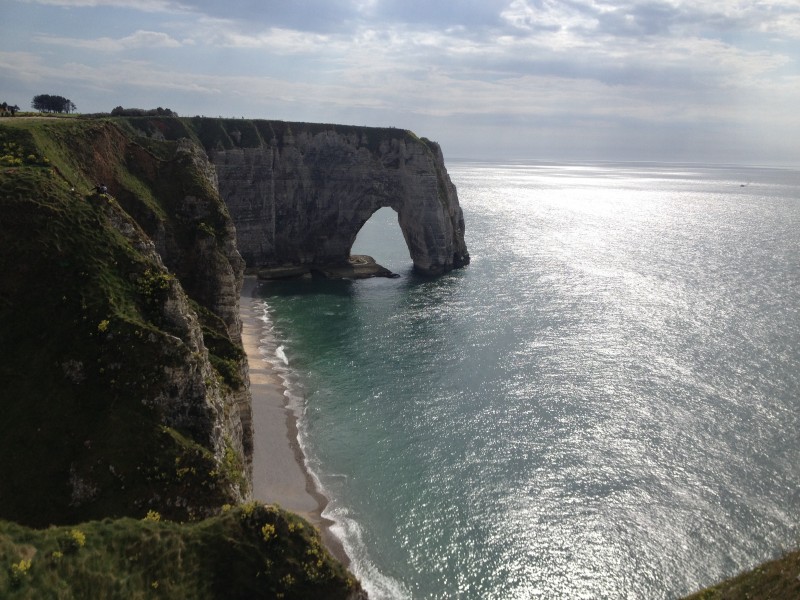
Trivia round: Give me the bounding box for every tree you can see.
[31,94,76,114]
[0,102,19,117]
[110,106,177,117]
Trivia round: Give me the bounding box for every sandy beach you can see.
[239,276,348,564]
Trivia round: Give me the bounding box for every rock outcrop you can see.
[99,190,248,503]
[200,121,469,276]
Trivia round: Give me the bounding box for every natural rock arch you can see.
[208,122,470,276]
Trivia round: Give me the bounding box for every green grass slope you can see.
[682,550,800,600]
[0,503,360,599]
[118,114,421,155]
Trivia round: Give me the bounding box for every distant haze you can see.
[2,1,799,165]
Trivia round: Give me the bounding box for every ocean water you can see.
[254,162,800,599]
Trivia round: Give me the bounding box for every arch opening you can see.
[350,207,412,275]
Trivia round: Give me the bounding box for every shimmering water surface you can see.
[255,162,800,599]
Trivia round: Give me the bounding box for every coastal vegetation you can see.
[0,503,359,599]
[682,549,800,599]
[30,94,76,114]
[110,106,178,117]
[0,117,244,525]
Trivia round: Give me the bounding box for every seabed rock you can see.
[257,255,397,280]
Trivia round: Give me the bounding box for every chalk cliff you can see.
[195,120,470,276]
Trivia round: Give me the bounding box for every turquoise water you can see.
[255,162,800,599]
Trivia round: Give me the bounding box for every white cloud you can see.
[5,0,800,162]
[501,0,596,33]
[0,51,50,83]
[198,22,336,53]
[34,30,183,51]
[24,0,182,11]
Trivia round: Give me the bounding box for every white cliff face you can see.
[209,123,469,276]
[166,141,246,341]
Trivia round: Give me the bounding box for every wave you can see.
[254,300,408,600]
[275,344,289,366]
[321,502,412,600]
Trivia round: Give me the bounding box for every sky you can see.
[2,0,799,165]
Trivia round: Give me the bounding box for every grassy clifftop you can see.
[118,114,422,155]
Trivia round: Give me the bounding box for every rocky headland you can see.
[0,114,470,598]
[129,117,470,278]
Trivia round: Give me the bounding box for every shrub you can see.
[261,522,276,543]
[63,528,86,553]
[9,558,32,587]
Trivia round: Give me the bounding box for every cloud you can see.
[500,0,800,42]
[172,0,362,33]
[24,0,181,11]
[189,18,336,53]
[12,1,797,102]
[34,30,184,51]
[0,51,51,83]
[6,0,800,162]
[364,0,508,29]
[0,50,383,109]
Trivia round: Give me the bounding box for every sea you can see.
[253,161,800,599]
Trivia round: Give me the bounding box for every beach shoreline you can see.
[239,276,349,566]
